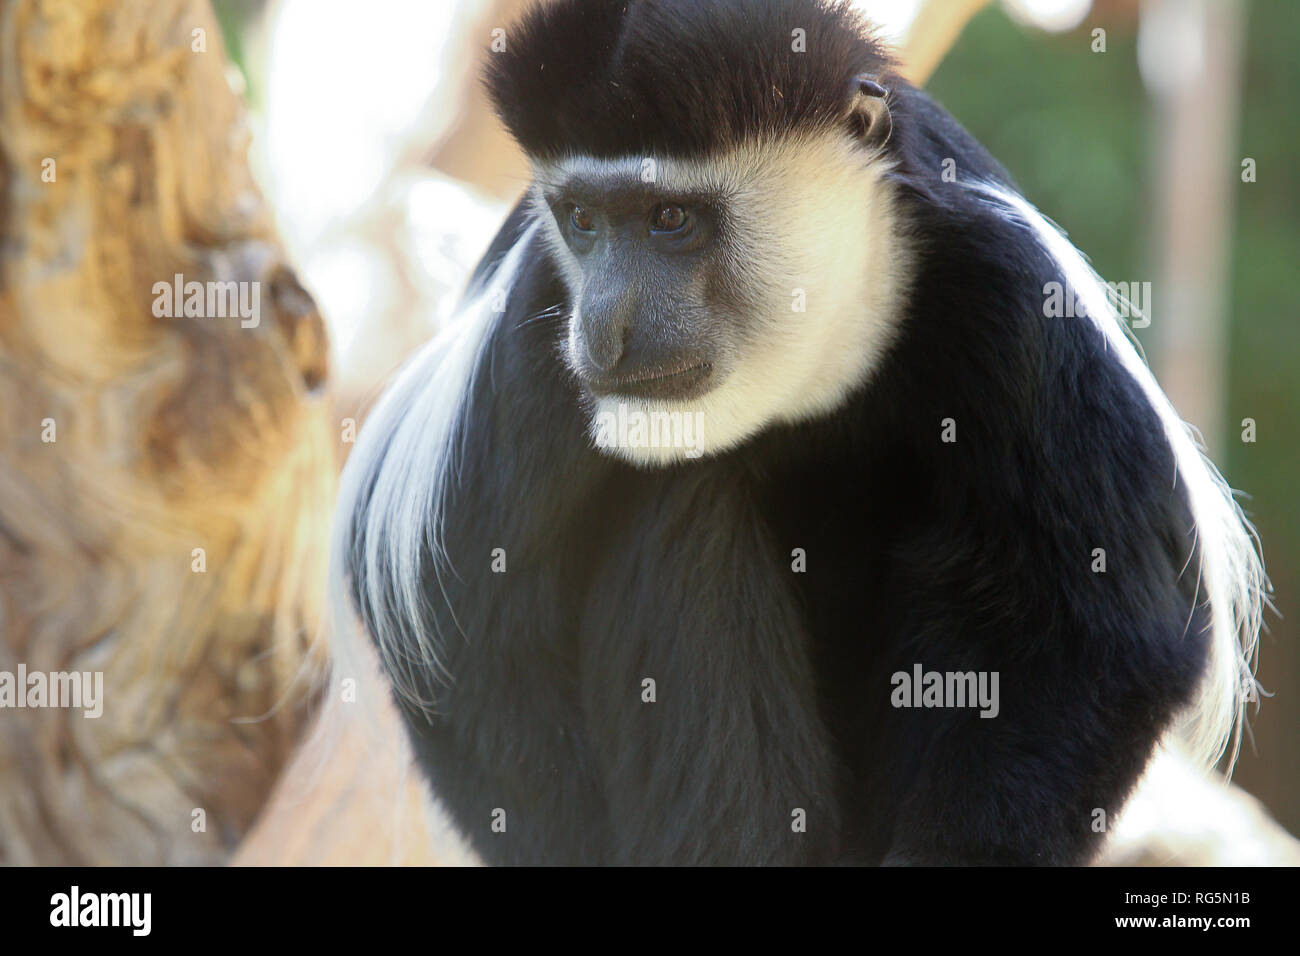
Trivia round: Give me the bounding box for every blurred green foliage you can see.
[213,0,262,108]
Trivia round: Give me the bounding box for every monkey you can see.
[332,0,1264,865]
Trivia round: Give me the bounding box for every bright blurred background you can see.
[214,0,1298,835]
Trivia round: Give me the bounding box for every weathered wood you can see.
[233,638,481,867]
[0,0,333,864]
[898,0,991,86]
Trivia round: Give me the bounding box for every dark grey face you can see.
[543,181,737,402]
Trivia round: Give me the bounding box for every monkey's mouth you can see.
[585,361,715,401]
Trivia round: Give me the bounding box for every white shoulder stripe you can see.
[969,182,1265,770]
[329,222,540,712]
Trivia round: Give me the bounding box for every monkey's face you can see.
[542,177,729,405]
[534,132,911,467]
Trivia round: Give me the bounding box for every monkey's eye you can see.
[569,205,595,232]
[651,203,688,233]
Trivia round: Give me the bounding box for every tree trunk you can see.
[0,0,332,864]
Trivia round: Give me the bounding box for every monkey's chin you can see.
[586,394,720,467]
[584,381,780,467]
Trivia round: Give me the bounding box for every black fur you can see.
[485,0,896,160]
[348,0,1210,865]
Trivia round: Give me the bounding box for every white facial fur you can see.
[533,134,914,466]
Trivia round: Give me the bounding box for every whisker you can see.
[515,303,567,330]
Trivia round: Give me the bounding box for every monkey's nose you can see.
[584,325,625,372]
[580,307,632,372]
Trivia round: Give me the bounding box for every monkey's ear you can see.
[846,74,893,148]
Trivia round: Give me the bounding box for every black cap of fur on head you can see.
[484,0,897,160]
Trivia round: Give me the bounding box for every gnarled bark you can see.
[0,0,332,864]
